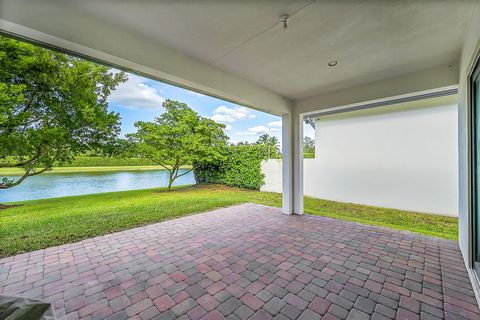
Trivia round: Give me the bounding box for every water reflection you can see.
[0,169,195,202]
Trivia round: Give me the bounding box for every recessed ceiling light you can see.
[328,61,338,67]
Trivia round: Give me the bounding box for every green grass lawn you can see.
[0,165,192,175]
[0,184,458,257]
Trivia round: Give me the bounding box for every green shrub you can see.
[57,156,156,167]
[194,144,265,190]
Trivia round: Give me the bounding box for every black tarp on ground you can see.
[0,295,55,320]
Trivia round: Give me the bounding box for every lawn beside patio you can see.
[0,184,458,257]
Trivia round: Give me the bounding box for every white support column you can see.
[293,111,304,214]
[282,113,293,214]
[282,112,304,215]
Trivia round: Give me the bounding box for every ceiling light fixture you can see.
[328,60,338,67]
[281,15,290,31]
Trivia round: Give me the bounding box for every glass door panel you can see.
[472,60,480,274]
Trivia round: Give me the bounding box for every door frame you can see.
[470,54,480,277]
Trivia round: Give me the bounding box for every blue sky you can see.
[108,72,314,144]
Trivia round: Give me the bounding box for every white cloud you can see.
[109,75,165,110]
[249,126,270,135]
[267,120,282,127]
[211,105,255,124]
[224,124,232,131]
[241,125,280,135]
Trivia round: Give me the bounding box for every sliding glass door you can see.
[472,59,480,275]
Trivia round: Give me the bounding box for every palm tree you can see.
[257,134,270,145]
[255,134,280,159]
[268,136,279,148]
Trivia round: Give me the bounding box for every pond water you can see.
[0,169,195,202]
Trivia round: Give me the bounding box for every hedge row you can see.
[57,156,157,167]
[194,144,265,190]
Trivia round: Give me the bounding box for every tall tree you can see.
[0,35,126,190]
[303,136,315,155]
[127,100,228,191]
[268,136,280,149]
[256,133,281,159]
[257,134,270,145]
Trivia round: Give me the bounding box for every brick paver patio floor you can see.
[1,204,479,320]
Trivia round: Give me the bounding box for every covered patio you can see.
[1,204,478,320]
[1,0,480,319]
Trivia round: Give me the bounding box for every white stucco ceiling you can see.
[0,0,475,113]
[65,0,473,100]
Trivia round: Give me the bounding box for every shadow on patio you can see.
[0,204,478,320]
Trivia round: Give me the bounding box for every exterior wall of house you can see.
[458,1,480,300]
[262,98,459,217]
[310,100,458,216]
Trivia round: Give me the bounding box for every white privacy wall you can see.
[261,159,283,193]
[261,99,459,216]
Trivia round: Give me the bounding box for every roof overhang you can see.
[0,0,475,115]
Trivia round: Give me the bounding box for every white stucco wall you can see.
[262,98,459,216]
[457,1,480,297]
[261,159,283,193]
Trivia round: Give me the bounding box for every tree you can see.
[194,143,266,190]
[303,136,315,158]
[304,136,315,152]
[99,138,135,157]
[0,35,126,189]
[257,134,270,145]
[256,134,281,159]
[127,99,228,191]
[268,135,280,149]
